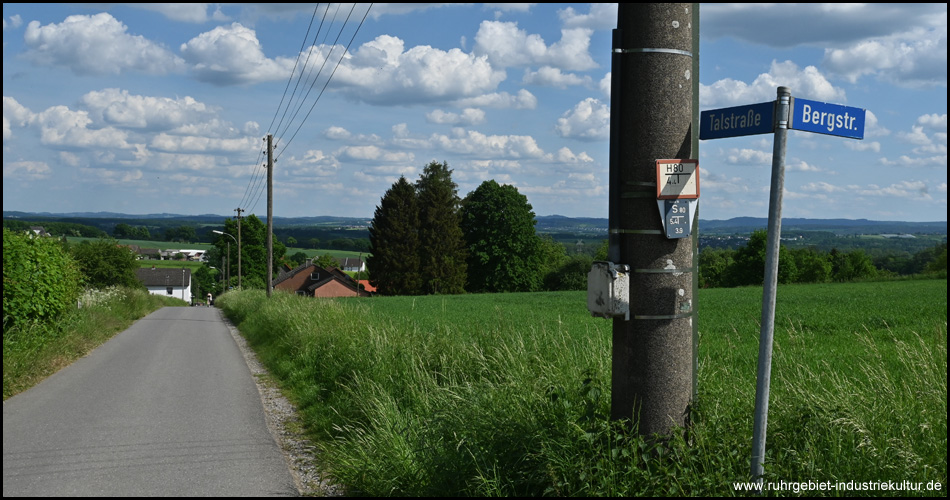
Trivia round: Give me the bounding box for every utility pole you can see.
[235,207,244,289]
[609,3,697,435]
[266,134,274,298]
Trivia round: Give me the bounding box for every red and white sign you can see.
[656,159,699,200]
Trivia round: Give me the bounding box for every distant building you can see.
[135,266,192,303]
[274,260,371,298]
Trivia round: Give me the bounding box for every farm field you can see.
[219,279,947,496]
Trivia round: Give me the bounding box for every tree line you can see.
[367,161,604,295]
[366,161,947,296]
[698,229,947,288]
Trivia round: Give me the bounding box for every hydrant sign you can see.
[656,159,699,200]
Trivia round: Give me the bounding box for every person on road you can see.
[207,293,213,307]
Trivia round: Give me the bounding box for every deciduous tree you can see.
[460,180,543,293]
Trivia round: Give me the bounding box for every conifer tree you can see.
[367,176,422,295]
[415,161,467,294]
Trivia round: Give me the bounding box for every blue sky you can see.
[3,3,946,222]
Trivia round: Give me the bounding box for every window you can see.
[310,272,320,280]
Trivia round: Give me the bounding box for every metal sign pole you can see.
[750,86,791,490]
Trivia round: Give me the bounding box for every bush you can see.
[3,228,83,331]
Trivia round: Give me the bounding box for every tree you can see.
[368,176,422,295]
[726,230,796,287]
[832,249,877,282]
[215,215,286,289]
[69,238,142,289]
[415,161,467,294]
[286,236,297,248]
[789,247,831,283]
[460,180,543,293]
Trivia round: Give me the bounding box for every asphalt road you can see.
[2,306,298,496]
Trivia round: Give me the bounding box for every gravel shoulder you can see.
[221,311,345,497]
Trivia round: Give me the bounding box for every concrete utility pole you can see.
[266,134,274,298]
[609,3,697,435]
[235,207,244,289]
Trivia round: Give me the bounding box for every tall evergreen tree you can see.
[460,180,543,293]
[415,161,467,294]
[368,176,422,295]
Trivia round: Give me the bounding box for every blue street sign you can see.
[790,97,865,139]
[700,101,774,140]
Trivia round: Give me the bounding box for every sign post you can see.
[700,88,865,491]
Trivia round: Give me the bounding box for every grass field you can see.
[218,279,947,496]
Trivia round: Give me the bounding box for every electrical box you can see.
[587,261,630,320]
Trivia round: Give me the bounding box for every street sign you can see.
[656,159,699,199]
[790,97,865,139]
[699,101,774,140]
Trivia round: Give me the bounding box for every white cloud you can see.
[558,3,617,30]
[32,105,132,149]
[454,89,538,110]
[5,14,23,29]
[701,60,846,107]
[918,113,948,131]
[180,23,296,86]
[149,133,256,154]
[473,21,597,71]
[133,4,229,23]
[555,98,609,141]
[4,161,51,180]
[725,148,772,166]
[431,129,547,159]
[330,35,507,105]
[522,66,592,89]
[823,28,948,88]
[426,108,486,126]
[79,89,215,131]
[23,13,185,76]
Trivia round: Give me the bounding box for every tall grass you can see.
[219,280,947,496]
[3,286,187,399]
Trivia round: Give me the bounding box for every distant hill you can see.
[4,211,946,236]
[535,215,946,236]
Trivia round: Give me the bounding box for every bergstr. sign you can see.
[790,97,865,139]
[699,101,774,140]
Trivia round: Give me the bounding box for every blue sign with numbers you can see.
[790,98,865,139]
[664,199,691,239]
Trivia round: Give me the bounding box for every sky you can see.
[3,3,947,223]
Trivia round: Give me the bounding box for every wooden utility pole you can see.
[609,3,698,435]
[266,134,274,298]
[235,207,243,289]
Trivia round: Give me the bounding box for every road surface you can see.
[2,306,298,496]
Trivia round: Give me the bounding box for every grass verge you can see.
[218,280,946,496]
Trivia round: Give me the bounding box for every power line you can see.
[275,3,373,161]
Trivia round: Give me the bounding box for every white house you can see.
[336,257,366,273]
[135,266,192,303]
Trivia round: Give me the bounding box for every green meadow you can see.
[218,280,947,496]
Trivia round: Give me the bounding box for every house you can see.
[336,257,366,273]
[28,226,51,237]
[138,248,162,260]
[135,266,192,303]
[274,260,371,297]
